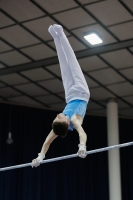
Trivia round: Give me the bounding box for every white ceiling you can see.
[0,0,133,118]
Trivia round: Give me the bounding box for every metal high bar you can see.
[0,141,133,172]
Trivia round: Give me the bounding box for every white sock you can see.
[48,25,58,39]
[53,24,64,37]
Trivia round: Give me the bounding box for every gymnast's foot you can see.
[53,24,64,37]
[48,25,58,39]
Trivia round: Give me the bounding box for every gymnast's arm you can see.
[71,115,87,158]
[40,130,58,155]
[31,130,58,167]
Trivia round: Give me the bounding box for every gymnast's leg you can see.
[48,25,74,102]
[53,24,90,102]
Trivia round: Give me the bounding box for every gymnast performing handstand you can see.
[32,24,90,167]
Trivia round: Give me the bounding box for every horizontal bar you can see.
[0,141,133,172]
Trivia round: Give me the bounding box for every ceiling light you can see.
[84,33,103,45]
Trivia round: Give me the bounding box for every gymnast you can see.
[32,24,90,168]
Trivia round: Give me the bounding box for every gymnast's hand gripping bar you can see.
[0,141,133,172]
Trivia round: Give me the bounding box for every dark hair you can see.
[52,121,68,138]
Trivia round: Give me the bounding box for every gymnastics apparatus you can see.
[0,141,133,172]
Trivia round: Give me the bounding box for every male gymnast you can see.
[32,24,90,168]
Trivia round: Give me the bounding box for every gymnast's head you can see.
[52,113,69,138]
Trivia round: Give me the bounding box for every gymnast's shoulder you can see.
[71,114,83,127]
